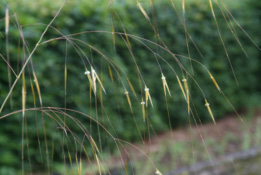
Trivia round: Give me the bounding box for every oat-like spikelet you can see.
[137,1,150,22]
[68,151,72,168]
[161,73,171,96]
[108,65,114,82]
[144,86,153,107]
[205,99,216,125]
[90,136,100,154]
[5,7,9,35]
[182,76,190,114]
[127,79,137,99]
[91,67,97,94]
[92,66,106,94]
[125,89,133,111]
[95,154,102,175]
[155,168,163,175]
[79,158,82,175]
[33,71,42,105]
[85,68,93,90]
[208,71,221,92]
[176,75,186,100]
[141,98,145,122]
[22,72,26,118]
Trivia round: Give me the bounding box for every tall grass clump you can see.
[0,0,260,174]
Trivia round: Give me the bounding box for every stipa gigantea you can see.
[127,79,137,100]
[22,72,26,118]
[137,1,150,22]
[182,76,190,114]
[108,65,114,82]
[5,6,9,35]
[141,98,145,122]
[68,151,73,168]
[76,158,82,175]
[144,86,153,107]
[85,68,93,90]
[33,70,50,171]
[207,71,221,92]
[90,135,100,154]
[91,66,106,95]
[208,0,238,84]
[205,98,216,125]
[5,5,12,109]
[112,25,116,51]
[32,71,42,105]
[161,73,171,96]
[124,89,133,112]
[176,75,186,100]
[155,168,163,175]
[95,154,102,175]
[91,67,97,94]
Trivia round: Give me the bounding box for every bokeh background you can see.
[0,0,260,174]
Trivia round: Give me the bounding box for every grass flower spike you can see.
[145,86,153,107]
[161,73,171,96]
[205,99,216,125]
[125,89,133,111]
[141,98,145,122]
[182,76,190,114]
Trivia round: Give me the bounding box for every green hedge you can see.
[0,0,260,173]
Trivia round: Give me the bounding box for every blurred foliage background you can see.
[0,0,260,173]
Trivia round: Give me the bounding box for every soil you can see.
[101,109,261,172]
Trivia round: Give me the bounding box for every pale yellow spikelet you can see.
[125,89,132,111]
[137,2,150,22]
[108,65,114,82]
[33,71,42,105]
[127,79,137,99]
[141,98,145,122]
[170,0,175,7]
[5,7,9,35]
[79,158,82,175]
[209,0,215,18]
[182,0,185,14]
[205,99,216,125]
[91,67,97,94]
[76,155,79,175]
[144,86,153,107]
[68,151,72,168]
[90,136,100,154]
[22,72,26,118]
[182,76,190,114]
[92,67,106,94]
[155,168,163,175]
[82,146,90,161]
[85,67,93,91]
[176,75,186,100]
[208,71,221,92]
[161,73,171,96]
[95,154,102,175]
[124,29,132,49]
